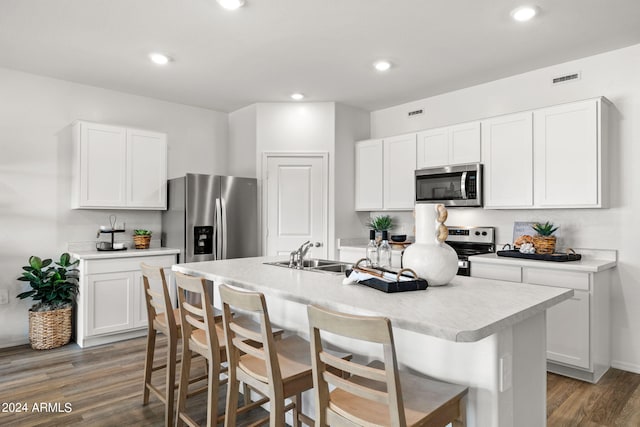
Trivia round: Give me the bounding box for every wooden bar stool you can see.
[307,304,469,427]
[219,284,351,427]
[140,263,181,427]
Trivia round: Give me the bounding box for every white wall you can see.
[370,43,640,373]
[0,67,228,347]
[228,104,257,178]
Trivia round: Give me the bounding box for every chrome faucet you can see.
[289,240,312,268]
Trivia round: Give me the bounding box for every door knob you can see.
[314,242,323,247]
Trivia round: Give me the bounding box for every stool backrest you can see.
[174,272,222,362]
[307,304,406,427]
[218,284,282,391]
[140,263,176,333]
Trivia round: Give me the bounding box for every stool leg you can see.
[175,348,192,427]
[292,393,302,427]
[206,357,220,427]
[242,382,251,406]
[142,328,157,405]
[224,371,239,427]
[453,395,467,427]
[269,388,285,427]
[165,333,177,427]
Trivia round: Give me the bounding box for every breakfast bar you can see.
[173,256,573,427]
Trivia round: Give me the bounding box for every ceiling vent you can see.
[407,108,424,118]
[552,72,581,85]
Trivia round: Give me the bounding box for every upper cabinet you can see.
[355,134,416,211]
[71,121,167,210]
[482,112,534,208]
[482,98,608,209]
[417,121,481,169]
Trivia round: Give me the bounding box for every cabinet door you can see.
[79,122,127,207]
[383,134,416,210]
[449,121,481,165]
[127,129,167,209]
[416,127,449,168]
[546,290,591,369]
[534,99,599,207]
[86,272,133,336]
[482,112,533,208]
[355,140,383,210]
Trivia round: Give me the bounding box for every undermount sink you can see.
[264,259,353,275]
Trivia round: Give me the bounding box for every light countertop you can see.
[469,250,617,273]
[70,247,180,260]
[173,256,572,343]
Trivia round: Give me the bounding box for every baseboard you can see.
[0,338,29,349]
[611,360,640,374]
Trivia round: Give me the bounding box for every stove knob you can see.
[475,231,480,236]
[482,231,487,236]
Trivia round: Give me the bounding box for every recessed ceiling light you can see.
[374,60,392,72]
[290,93,304,101]
[149,53,170,65]
[217,0,245,10]
[511,6,538,22]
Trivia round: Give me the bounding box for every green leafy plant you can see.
[367,215,393,231]
[532,222,558,236]
[16,253,79,312]
[134,229,152,236]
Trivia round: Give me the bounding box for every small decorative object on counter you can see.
[366,229,378,267]
[378,230,392,269]
[532,221,558,254]
[402,204,458,286]
[519,242,536,254]
[16,253,79,350]
[133,229,152,249]
[367,214,393,242]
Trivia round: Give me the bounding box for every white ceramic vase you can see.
[402,204,458,286]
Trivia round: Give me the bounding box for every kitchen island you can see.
[174,256,573,427]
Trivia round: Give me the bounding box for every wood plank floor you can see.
[1,336,639,426]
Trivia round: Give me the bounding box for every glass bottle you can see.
[366,229,378,267]
[378,230,392,269]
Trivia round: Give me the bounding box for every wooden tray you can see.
[497,250,581,262]
[347,261,428,293]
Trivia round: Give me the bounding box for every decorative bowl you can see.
[390,234,407,242]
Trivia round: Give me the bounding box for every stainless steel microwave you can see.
[415,163,483,207]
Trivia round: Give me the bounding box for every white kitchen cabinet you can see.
[71,121,167,210]
[481,112,533,208]
[383,133,417,210]
[416,121,480,169]
[75,253,177,348]
[355,134,416,211]
[355,139,384,210]
[534,98,607,208]
[471,259,611,383]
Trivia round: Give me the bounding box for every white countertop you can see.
[468,250,617,273]
[70,247,180,260]
[173,256,572,343]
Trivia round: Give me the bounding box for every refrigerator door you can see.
[185,173,220,263]
[220,176,259,259]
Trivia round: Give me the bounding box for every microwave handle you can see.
[460,171,468,199]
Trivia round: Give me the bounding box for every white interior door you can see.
[264,154,328,259]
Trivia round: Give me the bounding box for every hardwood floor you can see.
[1,336,639,426]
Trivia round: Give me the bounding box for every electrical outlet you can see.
[0,289,9,305]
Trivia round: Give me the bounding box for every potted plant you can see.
[16,253,79,350]
[367,215,394,242]
[133,229,152,249]
[532,222,559,254]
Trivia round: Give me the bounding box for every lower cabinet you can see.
[76,254,177,348]
[471,262,611,383]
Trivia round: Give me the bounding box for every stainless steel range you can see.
[446,226,495,276]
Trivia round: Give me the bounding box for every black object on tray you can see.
[346,260,428,293]
[497,250,581,262]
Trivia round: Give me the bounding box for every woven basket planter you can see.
[133,235,151,249]
[29,306,72,350]
[533,235,556,254]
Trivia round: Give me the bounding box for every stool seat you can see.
[155,308,182,330]
[330,360,468,426]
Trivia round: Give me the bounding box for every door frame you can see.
[261,152,329,257]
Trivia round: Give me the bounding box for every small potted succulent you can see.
[133,229,152,249]
[16,253,79,350]
[367,215,394,242]
[532,222,559,254]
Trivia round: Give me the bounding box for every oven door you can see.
[415,163,482,207]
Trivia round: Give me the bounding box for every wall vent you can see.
[408,108,424,118]
[552,72,581,85]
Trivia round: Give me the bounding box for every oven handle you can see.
[460,171,468,199]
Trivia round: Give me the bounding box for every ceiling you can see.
[1,0,640,113]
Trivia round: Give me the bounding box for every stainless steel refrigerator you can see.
[162,173,259,265]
